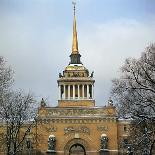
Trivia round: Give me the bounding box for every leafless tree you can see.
[0,56,37,155]
[0,56,13,98]
[111,44,155,154]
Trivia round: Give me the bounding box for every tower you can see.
[57,3,95,107]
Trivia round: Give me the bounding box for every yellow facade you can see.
[35,105,119,155]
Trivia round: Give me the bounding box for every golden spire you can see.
[72,1,78,54]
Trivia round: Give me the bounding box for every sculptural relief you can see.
[47,108,111,117]
[100,134,108,150]
[64,126,90,135]
[45,126,57,132]
[48,135,56,152]
[97,126,108,131]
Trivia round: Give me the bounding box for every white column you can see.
[87,85,89,99]
[78,85,80,99]
[68,85,70,100]
[73,85,75,99]
[82,85,84,99]
[64,84,66,99]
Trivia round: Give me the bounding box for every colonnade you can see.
[58,84,94,100]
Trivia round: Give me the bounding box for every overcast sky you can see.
[0,0,155,106]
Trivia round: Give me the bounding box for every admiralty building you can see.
[0,4,130,155]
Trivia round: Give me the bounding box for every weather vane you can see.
[72,1,76,15]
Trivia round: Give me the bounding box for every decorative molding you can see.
[97,126,108,131]
[64,126,90,135]
[38,117,116,124]
[46,108,116,117]
[45,126,57,132]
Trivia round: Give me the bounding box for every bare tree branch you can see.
[111,44,155,154]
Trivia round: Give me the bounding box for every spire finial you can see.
[72,1,78,54]
[72,1,76,16]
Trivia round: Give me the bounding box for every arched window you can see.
[69,144,86,155]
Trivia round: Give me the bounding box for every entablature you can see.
[38,106,117,118]
[57,77,95,83]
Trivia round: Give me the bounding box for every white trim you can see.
[108,150,118,152]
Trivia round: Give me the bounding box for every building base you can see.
[46,150,56,155]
